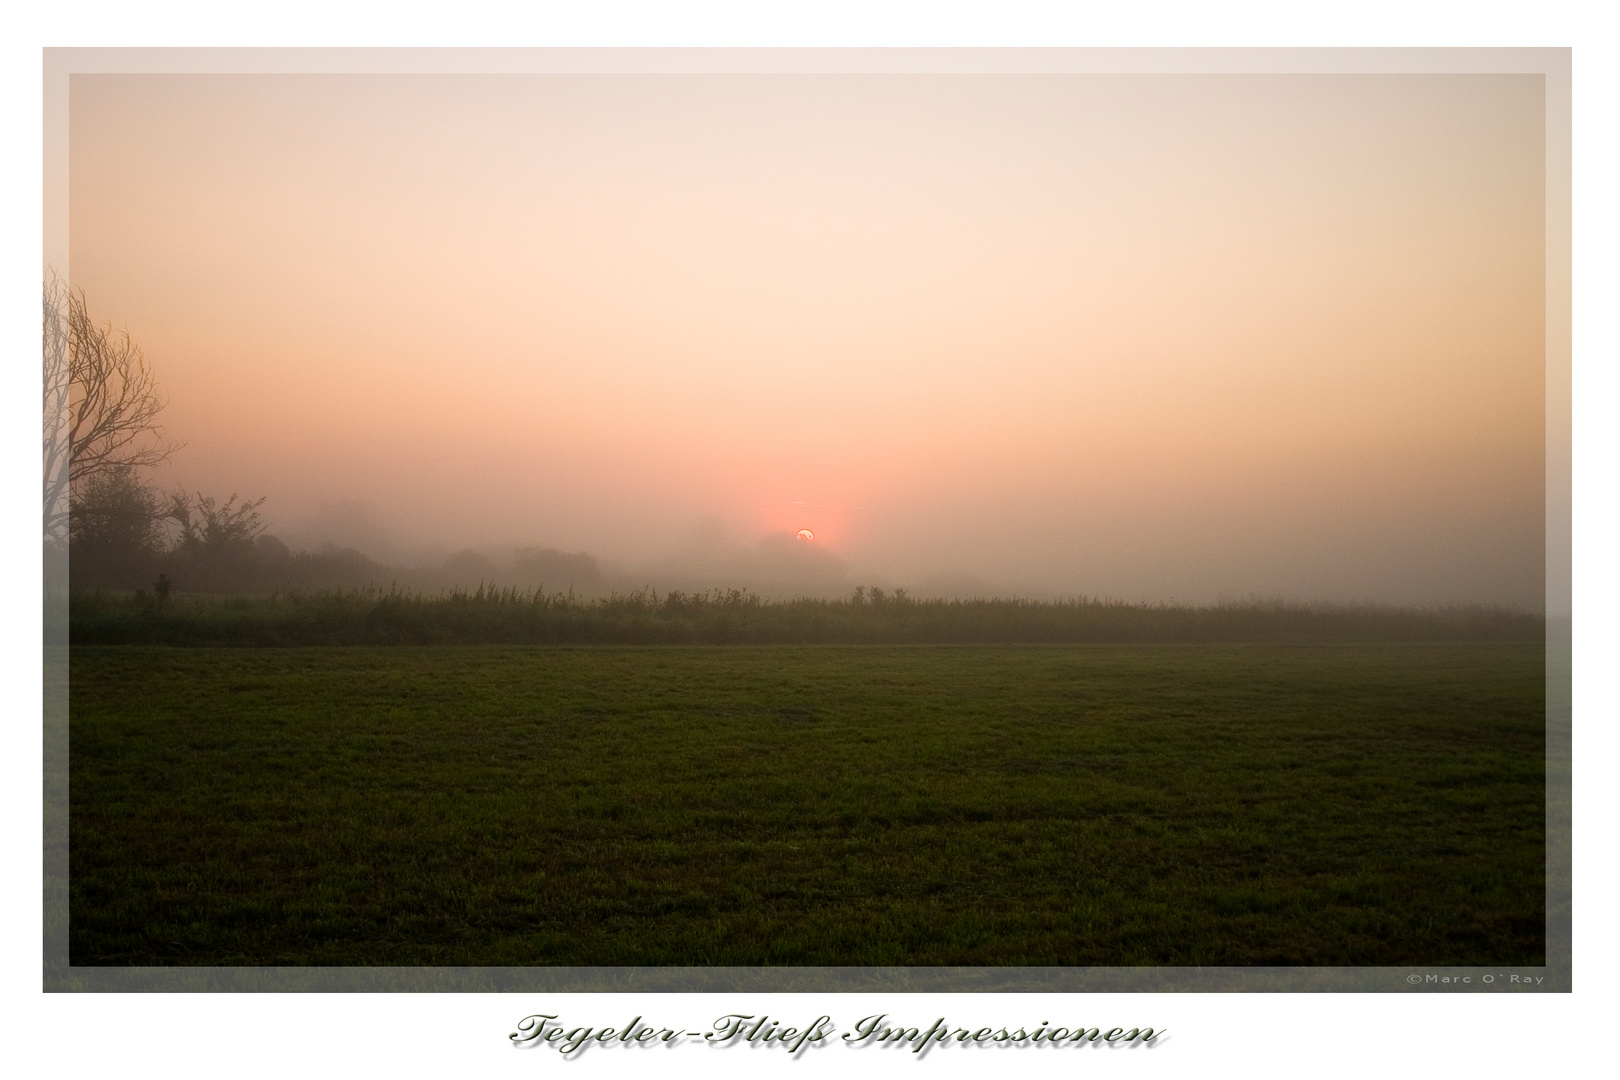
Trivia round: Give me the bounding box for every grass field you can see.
[69,642,1545,967]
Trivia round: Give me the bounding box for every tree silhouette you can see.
[67,465,167,589]
[44,276,181,546]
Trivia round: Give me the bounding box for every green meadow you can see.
[69,640,1545,967]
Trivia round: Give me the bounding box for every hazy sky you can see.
[68,73,1545,606]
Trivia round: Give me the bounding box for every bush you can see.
[69,466,165,590]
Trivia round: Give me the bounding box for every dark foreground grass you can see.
[69,643,1544,967]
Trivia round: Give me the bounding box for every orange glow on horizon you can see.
[65,73,1547,607]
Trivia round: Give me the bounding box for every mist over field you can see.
[67,73,1547,610]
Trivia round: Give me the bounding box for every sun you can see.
[796,529,815,541]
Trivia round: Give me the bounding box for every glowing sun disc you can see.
[796,529,815,541]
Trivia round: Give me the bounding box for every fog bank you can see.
[70,73,1547,611]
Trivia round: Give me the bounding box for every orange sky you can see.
[67,73,1546,606]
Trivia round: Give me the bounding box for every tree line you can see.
[44,277,387,594]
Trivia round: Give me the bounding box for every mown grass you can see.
[68,586,1543,646]
[69,643,1544,966]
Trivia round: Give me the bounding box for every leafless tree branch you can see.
[43,276,182,544]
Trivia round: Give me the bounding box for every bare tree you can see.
[43,276,181,545]
[43,277,70,546]
[165,491,268,554]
